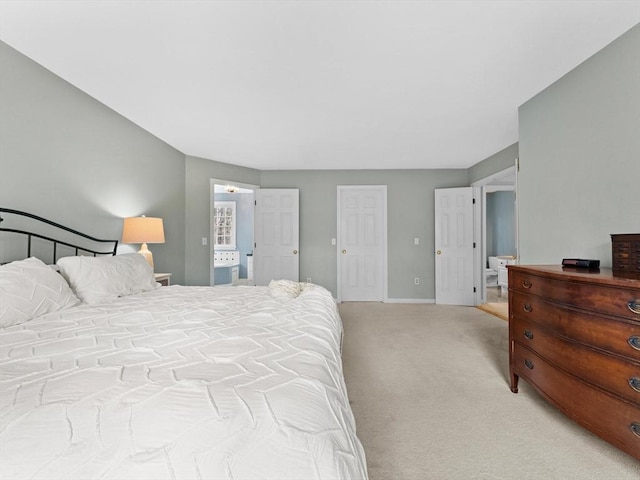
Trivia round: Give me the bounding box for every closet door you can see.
[337,185,387,302]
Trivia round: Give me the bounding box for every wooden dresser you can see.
[508,265,640,460]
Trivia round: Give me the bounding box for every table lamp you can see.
[122,216,165,269]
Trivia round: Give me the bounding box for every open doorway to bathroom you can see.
[485,189,516,303]
[210,180,257,287]
[472,165,517,320]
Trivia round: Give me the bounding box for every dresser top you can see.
[508,264,640,289]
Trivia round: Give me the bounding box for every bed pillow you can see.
[0,257,80,328]
[57,253,158,304]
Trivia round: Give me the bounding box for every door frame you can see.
[210,179,258,286]
[470,164,518,304]
[336,185,388,303]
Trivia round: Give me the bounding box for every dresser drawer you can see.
[615,262,633,270]
[614,242,631,253]
[615,252,630,262]
[512,315,640,405]
[512,346,640,459]
[510,291,640,360]
[509,269,640,321]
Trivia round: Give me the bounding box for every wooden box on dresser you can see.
[611,233,640,275]
[508,265,640,460]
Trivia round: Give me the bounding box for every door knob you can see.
[342,249,347,254]
[436,250,442,255]
[293,250,298,254]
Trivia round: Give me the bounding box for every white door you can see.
[338,186,387,302]
[435,187,475,305]
[254,189,299,285]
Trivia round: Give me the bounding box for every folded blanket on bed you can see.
[268,278,318,298]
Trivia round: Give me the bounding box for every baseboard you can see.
[336,298,436,304]
[385,298,435,304]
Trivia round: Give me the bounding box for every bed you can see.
[0,209,368,480]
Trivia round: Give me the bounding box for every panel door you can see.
[338,186,387,302]
[254,189,299,285]
[435,187,475,305]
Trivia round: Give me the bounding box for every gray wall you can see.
[0,42,187,283]
[6,22,636,296]
[518,25,640,266]
[260,169,468,299]
[468,143,518,184]
[185,156,260,286]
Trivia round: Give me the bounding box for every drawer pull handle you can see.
[629,377,640,393]
[521,279,532,289]
[524,359,534,370]
[630,423,640,438]
[523,330,534,340]
[629,336,640,351]
[523,304,533,313]
[628,299,640,315]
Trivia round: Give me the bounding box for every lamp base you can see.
[138,243,154,270]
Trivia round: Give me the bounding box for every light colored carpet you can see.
[340,302,639,480]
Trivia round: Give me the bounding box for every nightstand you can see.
[154,273,172,286]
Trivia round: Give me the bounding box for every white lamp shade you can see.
[122,217,165,244]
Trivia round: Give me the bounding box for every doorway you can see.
[210,179,257,286]
[472,165,517,317]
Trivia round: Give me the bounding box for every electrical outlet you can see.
[414,277,420,285]
[307,277,312,283]
[414,237,419,245]
[202,237,208,246]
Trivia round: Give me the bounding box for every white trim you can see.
[471,165,516,187]
[211,178,260,192]
[382,186,388,303]
[385,298,435,304]
[480,186,487,303]
[472,186,482,306]
[514,157,520,266]
[485,184,514,193]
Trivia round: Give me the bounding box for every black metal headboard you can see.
[0,208,118,264]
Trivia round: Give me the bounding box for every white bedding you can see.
[0,285,368,480]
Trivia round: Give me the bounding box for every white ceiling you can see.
[1,1,638,170]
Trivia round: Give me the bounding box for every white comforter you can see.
[0,285,368,480]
